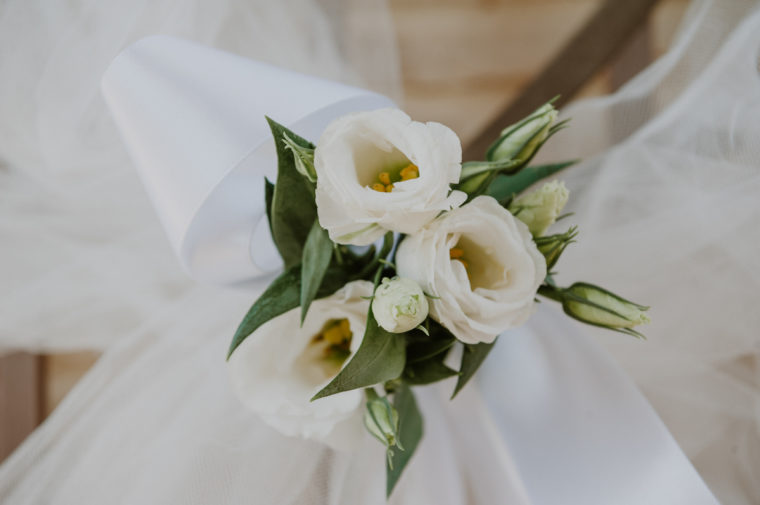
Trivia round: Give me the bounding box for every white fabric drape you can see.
[536,1,760,501]
[0,0,757,503]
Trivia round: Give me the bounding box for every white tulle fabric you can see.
[0,0,757,504]
[533,2,760,502]
[0,0,400,353]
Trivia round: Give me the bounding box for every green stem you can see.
[537,284,564,303]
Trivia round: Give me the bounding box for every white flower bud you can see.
[509,180,569,237]
[363,391,402,449]
[488,103,558,163]
[371,277,429,333]
[563,283,650,333]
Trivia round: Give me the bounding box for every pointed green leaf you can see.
[406,337,456,364]
[267,117,317,268]
[227,262,353,360]
[487,160,576,205]
[300,221,334,324]
[452,341,496,398]
[312,311,406,400]
[404,357,458,385]
[264,178,275,232]
[227,264,302,359]
[387,382,423,498]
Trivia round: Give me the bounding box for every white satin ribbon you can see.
[479,306,720,504]
[101,36,720,504]
[101,35,393,284]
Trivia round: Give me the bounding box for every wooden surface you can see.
[0,353,43,462]
[392,0,689,147]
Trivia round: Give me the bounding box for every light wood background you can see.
[0,0,689,463]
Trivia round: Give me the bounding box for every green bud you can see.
[534,226,578,270]
[487,103,558,163]
[561,283,650,336]
[282,133,317,182]
[364,390,404,467]
[510,180,569,236]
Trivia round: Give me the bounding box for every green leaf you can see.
[227,261,353,360]
[267,117,317,268]
[452,341,496,398]
[460,158,523,180]
[356,232,396,280]
[300,221,334,324]
[406,334,456,364]
[404,357,458,385]
[264,178,275,232]
[487,160,576,205]
[405,320,456,361]
[312,311,406,400]
[387,383,423,498]
[227,264,301,359]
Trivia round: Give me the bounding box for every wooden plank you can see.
[463,0,660,159]
[0,352,43,462]
[610,21,653,90]
[43,352,99,417]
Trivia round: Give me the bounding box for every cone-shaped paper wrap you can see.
[102,35,394,284]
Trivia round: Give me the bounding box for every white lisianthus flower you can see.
[509,180,569,237]
[228,281,373,450]
[314,108,466,246]
[371,277,429,333]
[397,196,546,344]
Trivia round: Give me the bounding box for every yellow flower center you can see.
[311,318,353,366]
[449,246,473,283]
[369,163,419,192]
[449,246,468,268]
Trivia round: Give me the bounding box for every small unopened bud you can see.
[282,133,317,182]
[509,180,569,236]
[364,390,403,462]
[372,277,429,333]
[534,226,578,270]
[563,283,650,336]
[488,103,558,163]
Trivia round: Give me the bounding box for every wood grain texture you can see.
[0,353,43,462]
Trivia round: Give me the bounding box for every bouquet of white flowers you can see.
[227,101,650,497]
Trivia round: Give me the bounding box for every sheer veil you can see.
[0,0,400,353]
[535,1,760,501]
[0,0,758,503]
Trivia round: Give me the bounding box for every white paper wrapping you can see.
[101,35,393,284]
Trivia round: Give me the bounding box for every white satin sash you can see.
[101,35,393,284]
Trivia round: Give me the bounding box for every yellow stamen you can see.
[323,325,345,345]
[369,163,419,191]
[450,246,471,280]
[399,163,419,181]
[339,319,351,336]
